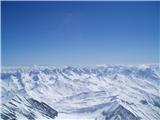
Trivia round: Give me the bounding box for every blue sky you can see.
[2,1,159,66]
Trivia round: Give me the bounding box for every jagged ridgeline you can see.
[1,65,160,120]
[1,95,58,120]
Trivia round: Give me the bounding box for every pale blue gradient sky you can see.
[2,1,159,66]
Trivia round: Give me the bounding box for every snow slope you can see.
[1,64,160,120]
[1,95,58,120]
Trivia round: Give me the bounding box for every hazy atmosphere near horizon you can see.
[2,1,159,66]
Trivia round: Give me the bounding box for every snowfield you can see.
[1,64,160,120]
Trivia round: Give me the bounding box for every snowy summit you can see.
[1,64,160,120]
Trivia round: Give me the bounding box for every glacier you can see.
[1,64,160,120]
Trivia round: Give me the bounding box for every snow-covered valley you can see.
[1,64,160,120]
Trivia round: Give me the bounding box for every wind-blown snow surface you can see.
[1,65,160,120]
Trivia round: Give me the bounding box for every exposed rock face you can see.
[27,98,58,118]
[1,95,58,120]
[100,105,141,120]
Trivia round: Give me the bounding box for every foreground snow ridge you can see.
[1,64,160,120]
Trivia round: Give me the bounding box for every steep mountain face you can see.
[1,95,58,120]
[1,65,160,120]
[96,101,141,120]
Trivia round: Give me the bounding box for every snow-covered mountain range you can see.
[1,64,160,120]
